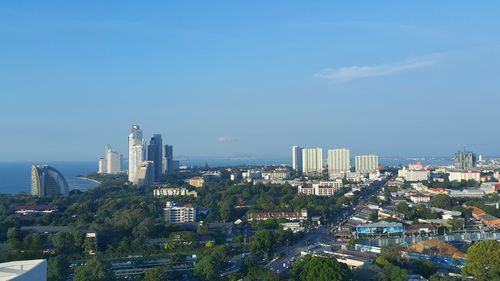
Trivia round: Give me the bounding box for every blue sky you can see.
[1,1,500,161]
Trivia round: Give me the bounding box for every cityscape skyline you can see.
[1,2,500,161]
[1,3,499,280]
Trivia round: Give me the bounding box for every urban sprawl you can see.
[2,125,499,281]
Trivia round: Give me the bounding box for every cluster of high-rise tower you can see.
[127,125,175,187]
[292,146,379,178]
[98,125,175,187]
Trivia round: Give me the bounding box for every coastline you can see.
[75,176,101,185]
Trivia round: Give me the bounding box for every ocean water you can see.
[0,161,98,195]
[0,157,453,195]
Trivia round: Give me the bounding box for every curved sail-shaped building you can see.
[31,165,69,197]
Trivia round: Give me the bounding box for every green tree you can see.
[447,218,464,230]
[48,255,69,281]
[211,245,230,264]
[462,240,500,280]
[380,245,406,265]
[219,197,235,222]
[396,202,412,218]
[74,256,116,281]
[275,229,293,245]
[195,255,218,280]
[250,230,274,255]
[6,227,19,240]
[383,262,407,281]
[292,256,351,281]
[413,260,436,279]
[429,194,452,209]
[133,217,155,240]
[51,232,75,254]
[375,257,408,281]
[142,267,165,281]
[23,233,43,254]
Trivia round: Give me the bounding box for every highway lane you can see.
[266,173,394,276]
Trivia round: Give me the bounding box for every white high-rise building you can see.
[355,155,379,173]
[106,146,121,174]
[98,158,106,174]
[128,125,146,183]
[292,146,303,173]
[302,147,323,176]
[327,148,351,177]
[98,145,121,174]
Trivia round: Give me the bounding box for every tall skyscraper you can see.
[302,147,323,176]
[134,161,155,187]
[31,165,69,197]
[98,145,121,174]
[147,134,163,181]
[355,155,379,173]
[292,146,303,173]
[454,150,476,170]
[327,148,351,177]
[128,125,146,183]
[163,144,174,174]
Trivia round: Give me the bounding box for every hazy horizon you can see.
[2,1,500,161]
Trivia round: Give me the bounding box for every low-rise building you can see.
[387,179,405,188]
[398,167,430,182]
[247,209,308,222]
[448,170,481,182]
[352,207,376,223]
[405,223,437,235]
[163,201,197,224]
[408,192,431,204]
[494,171,500,181]
[411,183,429,193]
[280,222,305,233]
[355,222,404,236]
[449,189,485,198]
[298,180,343,196]
[480,182,500,194]
[378,207,404,220]
[15,205,56,215]
[322,251,372,269]
[429,207,462,220]
[153,187,197,197]
[202,171,221,179]
[262,169,290,180]
[242,170,262,181]
[479,214,500,228]
[188,176,205,188]
[467,206,500,228]
[426,188,449,195]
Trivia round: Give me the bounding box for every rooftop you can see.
[357,221,403,228]
[0,259,46,281]
[15,205,54,211]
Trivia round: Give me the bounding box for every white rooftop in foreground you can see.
[0,259,47,281]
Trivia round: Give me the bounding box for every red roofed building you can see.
[466,205,500,228]
[15,205,56,215]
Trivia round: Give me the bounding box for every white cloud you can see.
[314,55,441,82]
[217,136,234,143]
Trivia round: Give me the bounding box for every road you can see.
[266,174,393,275]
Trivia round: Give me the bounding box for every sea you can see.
[0,161,99,195]
[0,157,453,195]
